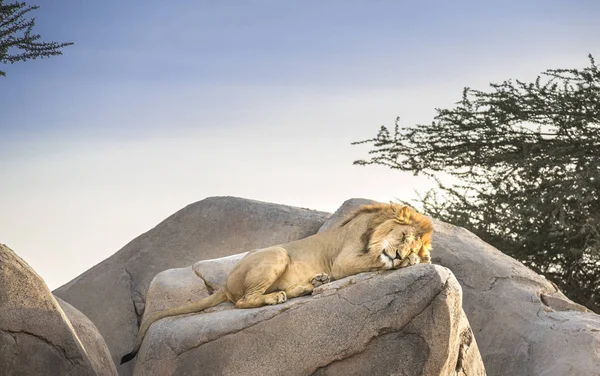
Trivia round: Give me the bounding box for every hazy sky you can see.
[1,0,599,289]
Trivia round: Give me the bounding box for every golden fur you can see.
[121,203,433,364]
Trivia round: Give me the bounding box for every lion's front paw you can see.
[399,253,421,268]
[311,273,331,287]
[274,291,287,304]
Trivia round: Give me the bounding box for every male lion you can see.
[121,203,433,364]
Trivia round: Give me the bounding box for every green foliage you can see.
[0,1,72,77]
[354,56,600,313]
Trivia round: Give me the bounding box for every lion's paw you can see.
[274,291,287,304]
[311,273,331,287]
[399,253,421,268]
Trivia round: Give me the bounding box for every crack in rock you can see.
[196,273,216,294]
[1,328,80,366]
[124,266,145,327]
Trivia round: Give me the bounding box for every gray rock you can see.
[0,243,112,376]
[316,198,377,234]
[317,197,375,232]
[53,197,329,375]
[192,252,248,291]
[56,297,118,376]
[322,199,600,376]
[134,263,485,376]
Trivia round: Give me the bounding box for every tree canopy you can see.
[354,55,600,313]
[0,1,72,77]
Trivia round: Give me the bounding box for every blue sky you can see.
[1,0,599,289]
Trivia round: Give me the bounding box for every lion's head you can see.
[343,203,433,269]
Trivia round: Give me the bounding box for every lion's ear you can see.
[394,205,412,224]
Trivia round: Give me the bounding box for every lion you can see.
[120,203,433,364]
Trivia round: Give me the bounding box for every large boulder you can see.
[134,262,485,376]
[51,195,600,375]
[0,243,117,376]
[53,197,329,374]
[323,199,600,376]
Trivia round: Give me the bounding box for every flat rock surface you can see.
[0,243,114,376]
[323,199,600,376]
[53,197,329,375]
[134,264,485,376]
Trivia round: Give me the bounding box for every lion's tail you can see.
[120,288,229,364]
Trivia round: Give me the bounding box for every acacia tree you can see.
[0,1,72,77]
[354,55,600,313]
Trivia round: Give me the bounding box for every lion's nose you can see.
[395,250,401,259]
